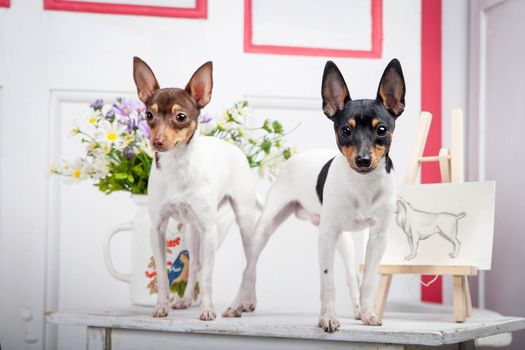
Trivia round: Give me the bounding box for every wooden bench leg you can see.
[374,274,392,319]
[464,276,473,317]
[453,275,467,322]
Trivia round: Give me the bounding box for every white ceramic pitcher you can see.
[103,195,234,306]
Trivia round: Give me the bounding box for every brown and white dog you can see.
[133,57,258,321]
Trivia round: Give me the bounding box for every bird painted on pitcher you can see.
[168,250,190,285]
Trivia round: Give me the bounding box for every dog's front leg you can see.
[199,223,218,321]
[318,223,341,333]
[173,224,200,310]
[404,230,416,260]
[150,215,170,317]
[360,226,388,326]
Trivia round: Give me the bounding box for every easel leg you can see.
[374,274,392,319]
[464,276,473,317]
[453,275,467,322]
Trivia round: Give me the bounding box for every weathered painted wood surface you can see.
[46,304,525,347]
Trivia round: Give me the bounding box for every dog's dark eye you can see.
[145,111,154,121]
[377,125,388,137]
[340,125,352,137]
[176,113,187,122]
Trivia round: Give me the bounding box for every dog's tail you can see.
[456,212,466,220]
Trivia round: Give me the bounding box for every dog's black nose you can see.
[153,139,164,148]
[355,155,372,169]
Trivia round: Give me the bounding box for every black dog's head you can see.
[321,59,406,174]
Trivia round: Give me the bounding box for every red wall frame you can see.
[44,0,207,18]
[244,0,382,58]
[0,0,10,8]
[420,0,443,304]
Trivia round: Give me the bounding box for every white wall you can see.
[0,1,427,349]
[441,0,470,306]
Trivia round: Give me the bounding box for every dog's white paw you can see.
[242,300,257,312]
[153,302,169,318]
[404,254,416,261]
[199,307,216,321]
[222,306,242,318]
[172,299,191,310]
[318,314,340,333]
[361,311,382,326]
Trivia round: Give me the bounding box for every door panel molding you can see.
[45,90,132,350]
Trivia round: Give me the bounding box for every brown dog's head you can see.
[133,57,213,152]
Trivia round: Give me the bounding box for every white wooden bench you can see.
[45,303,525,350]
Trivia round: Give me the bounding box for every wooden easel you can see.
[370,108,476,323]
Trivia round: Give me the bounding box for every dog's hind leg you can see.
[438,224,461,258]
[225,194,258,315]
[336,232,361,319]
[173,224,201,309]
[223,192,296,317]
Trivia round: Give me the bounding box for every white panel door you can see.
[0,1,422,349]
[469,0,525,348]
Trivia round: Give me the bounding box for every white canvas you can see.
[251,0,372,50]
[381,182,496,270]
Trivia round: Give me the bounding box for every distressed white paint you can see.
[87,327,108,350]
[110,329,406,350]
[45,304,524,347]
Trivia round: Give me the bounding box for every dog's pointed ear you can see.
[186,61,213,109]
[321,61,350,118]
[376,58,406,118]
[133,57,160,103]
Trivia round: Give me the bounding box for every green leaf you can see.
[260,138,272,154]
[262,119,272,133]
[115,173,128,179]
[272,120,283,134]
[283,147,292,160]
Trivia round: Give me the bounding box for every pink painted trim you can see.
[44,0,207,18]
[421,0,443,304]
[244,0,382,58]
[0,0,10,8]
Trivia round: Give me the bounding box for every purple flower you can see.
[122,116,137,132]
[123,147,134,159]
[90,99,104,110]
[113,98,145,117]
[199,113,214,123]
[138,120,151,138]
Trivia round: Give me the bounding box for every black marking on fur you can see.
[316,157,335,204]
[323,269,328,274]
[385,153,394,173]
[155,152,161,170]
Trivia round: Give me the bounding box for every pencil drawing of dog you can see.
[394,197,466,260]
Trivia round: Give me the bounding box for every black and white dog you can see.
[224,59,406,332]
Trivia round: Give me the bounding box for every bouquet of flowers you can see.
[50,98,295,193]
